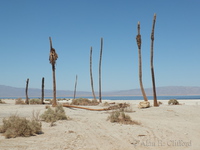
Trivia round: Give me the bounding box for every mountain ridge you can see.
[0,85,200,98]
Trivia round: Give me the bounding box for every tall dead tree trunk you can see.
[73,75,78,100]
[41,77,45,104]
[25,78,29,104]
[49,37,58,107]
[90,47,97,100]
[136,22,148,101]
[151,14,159,107]
[99,38,103,103]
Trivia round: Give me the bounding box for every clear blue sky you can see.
[0,0,200,91]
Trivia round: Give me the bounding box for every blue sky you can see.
[0,0,200,91]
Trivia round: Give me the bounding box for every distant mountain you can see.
[0,85,200,98]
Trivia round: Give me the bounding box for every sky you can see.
[0,0,200,92]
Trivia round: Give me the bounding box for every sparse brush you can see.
[158,101,163,105]
[0,115,42,138]
[121,103,134,112]
[40,104,68,125]
[168,99,179,105]
[71,98,99,106]
[15,98,25,105]
[103,102,110,106]
[29,99,42,104]
[0,99,6,104]
[107,110,140,125]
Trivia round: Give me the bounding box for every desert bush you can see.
[40,104,68,124]
[0,115,42,138]
[57,98,67,101]
[0,99,6,104]
[121,103,134,112]
[15,98,25,105]
[45,99,52,104]
[107,110,140,125]
[29,98,41,104]
[158,101,163,105]
[168,99,179,105]
[71,98,99,106]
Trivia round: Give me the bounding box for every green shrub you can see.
[168,99,179,105]
[71,98,99,106]
[15,98,25,105]
[40,104,68,124]
[0,115,42,138]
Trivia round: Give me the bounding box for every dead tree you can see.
[49,37,58,107]
[73,75,78,100]
[136,22,148,101]
[151,14,159,107]
[41,77,45,104]
[25,78,29,104]
[99,38,103,103]
[90,47,97,100]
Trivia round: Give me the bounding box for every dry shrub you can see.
[108,103,131,111]
[71,98,99,106]
[29,98,42,104]
[168,99,179,105]
[0,99,6,104]
[158,101,163,105]
[107,110,140,125]
[15,98,25,105]
[45,99,52,104]
[0,115,42,138]
[121,103,134,112]
[40,104,68,125]
[103,101,110,106]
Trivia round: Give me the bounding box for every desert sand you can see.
[0,99,200,150]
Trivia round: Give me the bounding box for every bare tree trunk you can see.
[151,14,159,107]
[52,64,57,107]
[99,38,103,103]
[74,75,78,99]
[73,75,78,100]
[41,77,45,104]
[49,37,58,107]
[90,47,97,100]
[136,22,148,101]
[25,78,29,104]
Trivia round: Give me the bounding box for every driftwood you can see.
[62,104,110,111]
[62,103,129,111]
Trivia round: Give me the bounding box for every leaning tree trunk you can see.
[41,77,45,104]
[136,22,148,101]
[49,37,58,107]
[25,78,29,104]
[151,14,159,106]
[73,75,78,100]
[99,38,103,103]
[90,47,97,101]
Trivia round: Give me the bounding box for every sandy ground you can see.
[0,99,200,150]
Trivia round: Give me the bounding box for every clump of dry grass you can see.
[107,110,140,125]
[15,98,25,105]
[45,99,52,104]
[0,99,6,104]
[0,115,42,138]
[168,99,179,105]
[40,104,68,126]
[71,98,99,106]
[29,98,42,104]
